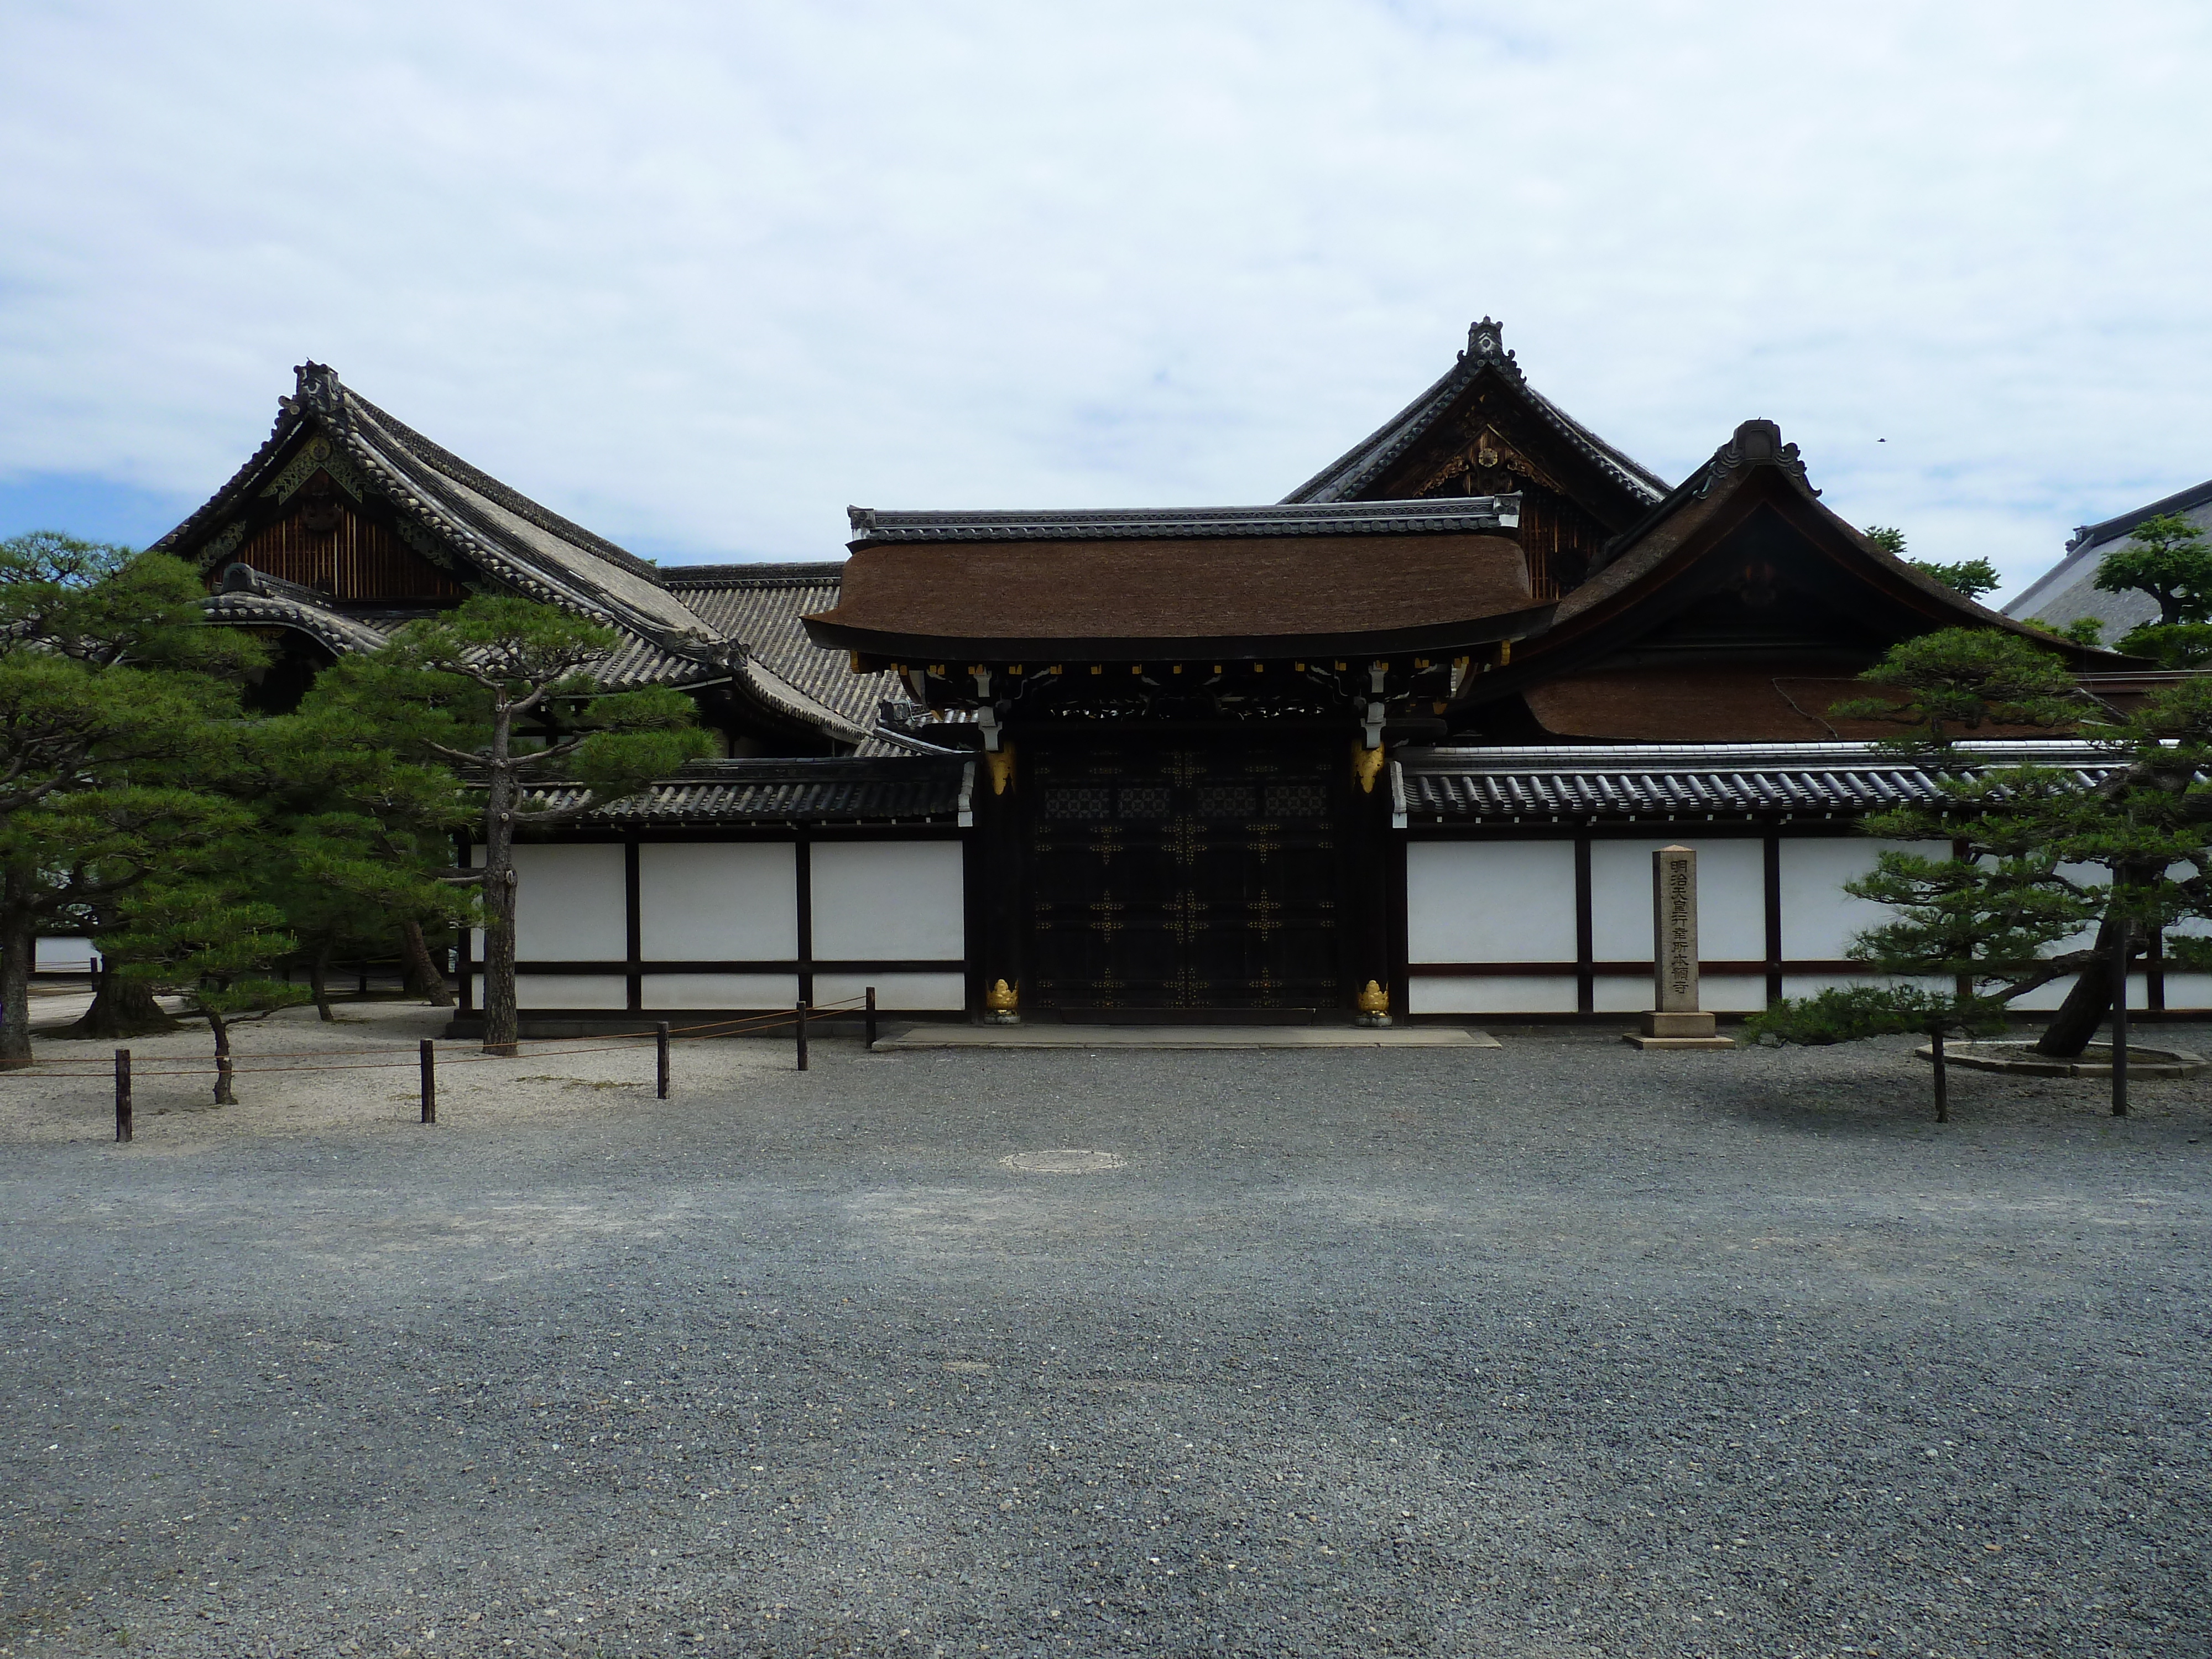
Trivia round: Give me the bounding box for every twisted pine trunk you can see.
[2035,903,2140,1060]
[64,962,179,1040]
[399,919,454,1008]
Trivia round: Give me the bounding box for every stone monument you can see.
[1624,844,1735,1050]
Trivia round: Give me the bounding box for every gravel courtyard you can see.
[2,1009,2208,1658]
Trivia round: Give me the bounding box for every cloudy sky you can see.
[3,2,2208,598]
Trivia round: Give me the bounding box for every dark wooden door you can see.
[1026,737,1345,1011]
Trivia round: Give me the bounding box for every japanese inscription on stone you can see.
[1651,844,1699,1013]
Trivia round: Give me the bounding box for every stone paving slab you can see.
[873,1022,1503,1050]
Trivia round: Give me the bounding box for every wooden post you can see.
[2111,920,2130,1118]
[419,1039,436,1124]
[656,1021,670,1100]
[1931,1028,1948,1123]
[114,1048,132,1144]
[865,986,877,1050]
[357,962,369,995]
[796,1000,809,1072]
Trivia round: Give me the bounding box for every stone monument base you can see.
[1623,1010,1736,1050]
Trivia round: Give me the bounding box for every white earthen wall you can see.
[639,843,797,961]
[1589,839,1764,962]
[810,843,965,962]
[1406,842,1577,964]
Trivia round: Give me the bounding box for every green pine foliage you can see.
[2113,621,2212,667]
[235,691,479,1016]
[0,533,268,1064]
[1798,639,2212,1074]
[1907,558,2002,601]
[1861,525,2002,601]
[1827,627,2088,750]
[375,596,715,1053]
[2093,514,2212,627]
[103,861,310,1105]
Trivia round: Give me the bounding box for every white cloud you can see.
[2,0,2208,594]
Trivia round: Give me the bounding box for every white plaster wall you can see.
[2161,973,2212,1010]
[507,844,628,961]
[1589,839,1763,962]
[812,971,967,1011]
[1408,973,1577,1014]
[35,936,97,971]
[472,973,629,1010]
[1777,838,1930,961]
[810,843,965,961]
[1406,842,1576,964]
[1593,972,1766,1013]
[2009,974,2148,1013]
[640,973,801,1009]
[639,843,796,961]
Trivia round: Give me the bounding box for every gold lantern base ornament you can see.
[1355,979,1392,1029]
[984,978,1021,1025]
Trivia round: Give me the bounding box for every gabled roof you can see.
[154,365,873,746]
[1543,419,2115,655]
[2004,473,2212,634]
[156,364,709,645]
[1282,319,1670,514]
[1448,419,2134,740]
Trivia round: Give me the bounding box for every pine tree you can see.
[1788,633,2212,1067]
[374,597,712,1055]
[102,858,308,1105]
[0,533,263,1063]
[2093,513,2212,627]
[234,696,478,1016]
[1862,525,2002,602]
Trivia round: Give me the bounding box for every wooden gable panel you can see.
[225,494,468,601]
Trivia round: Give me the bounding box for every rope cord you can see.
[0,995,870,1079]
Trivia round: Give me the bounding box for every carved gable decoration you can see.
[212,459,470,602]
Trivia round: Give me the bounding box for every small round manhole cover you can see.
[998,1149,1126,1173]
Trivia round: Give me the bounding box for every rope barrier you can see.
[0,994,872,1080]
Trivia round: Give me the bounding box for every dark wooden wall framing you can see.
[455,823,970,1018]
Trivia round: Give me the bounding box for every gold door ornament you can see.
[1355,979,1391,1028]
[1353,743,1386,794]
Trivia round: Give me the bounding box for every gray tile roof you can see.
[843,499,1521,544]
[201,588,395,656]
[2004,475,2212,635]
[158,367,876,746]
[521,757,971,825]
[1394,740,2124,825]
[662,563,896,731]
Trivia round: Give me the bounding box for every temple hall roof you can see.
[2003,474,2212,637]
[1282,319,1671,512]
[812,497,1544,662]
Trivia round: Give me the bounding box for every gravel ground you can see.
[2,1017,2208,1658]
